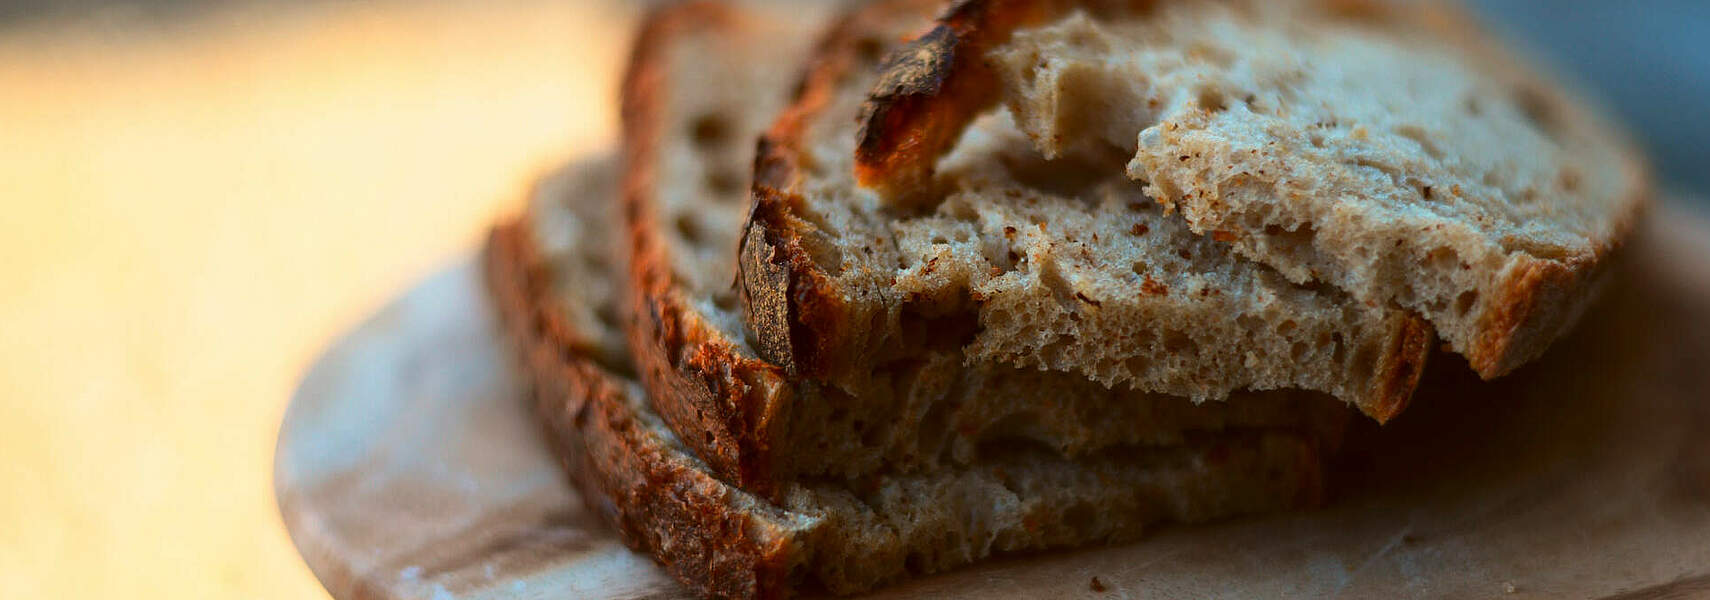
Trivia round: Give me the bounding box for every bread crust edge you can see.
[485,217,803,600]
[620,1,796,494]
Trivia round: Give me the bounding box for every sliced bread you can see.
[623,0,1351,493]
[852,0,1650,378]
[740,0,1431,423]
[486,159,1337,599]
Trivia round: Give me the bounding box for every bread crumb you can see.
[1090,576,1107,592]
[1503,581,1517,594]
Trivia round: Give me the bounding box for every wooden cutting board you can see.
[276,208,1710,599]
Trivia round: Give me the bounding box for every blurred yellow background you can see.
[0,1,636,597]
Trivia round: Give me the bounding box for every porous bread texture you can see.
[628,0,1355,491]
[916,114,1426,408]
[742,0,1429,421]
[984,0,1649,377]
[487,161,1332,599]
[525,159,629,372]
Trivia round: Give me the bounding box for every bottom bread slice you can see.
[485,161,1335,599]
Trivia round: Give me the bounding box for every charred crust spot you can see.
[854,0,1088,202]
[855,26,963,170]
[874,27,960,101]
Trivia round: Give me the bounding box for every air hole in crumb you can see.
[711,291,739,313]
[1455,291,1479,316]
[1263,223,1317,256]
[1163,330,1193,354]
[999,149,1120,200]
[690,113,730,149]
[674,214,704,245]
[1235,314,1263,331]
[594,302,623,331]
[1123,354,1149,376]
[1290,341,1308,361]
[707,170,744,197]
[1512,86,1560,139]
[1277,319,1298,335]
[1196,86,1227,112]
[854,36,885,64]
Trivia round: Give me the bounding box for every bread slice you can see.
[485,159,1339,599]
[739,0,1431,426]
[852,0,1650,378]
[623,0,1353,494]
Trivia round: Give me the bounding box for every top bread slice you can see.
[486,160,1340,599]
[739,0,1432,421]
[621,0,1352,494]
[852,0,1650,378]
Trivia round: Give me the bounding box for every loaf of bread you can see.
[479,0,1651,597]
[852,0,1649,378]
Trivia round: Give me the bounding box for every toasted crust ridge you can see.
[485,219,804,600]
[746,0,946,380]
[620,1,792,494]
[853,0,1088,205]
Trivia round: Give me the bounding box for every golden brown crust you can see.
[1468,169,1651,379]
[1392,0,1654,380]
[630,0,964,491]
[738,182,849,377]
[485,219,802,600]
[620,1,794,495]
[745,0,945,379]
[1368,315,1432,424]
[852,0,1157,203]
